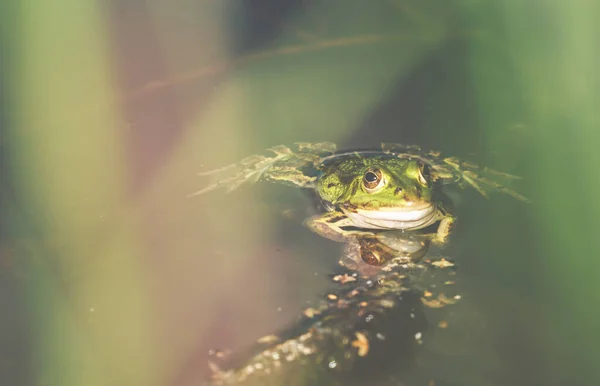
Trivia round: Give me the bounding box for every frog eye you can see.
[417,163,431,186]
[363,169,385,192]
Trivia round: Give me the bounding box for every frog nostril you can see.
[394,187,403,195]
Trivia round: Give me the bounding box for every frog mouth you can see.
[357,206,434,221]
[343,205,438,230]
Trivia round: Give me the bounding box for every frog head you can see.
[317,155,439,230]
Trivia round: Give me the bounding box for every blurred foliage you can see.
[470,2,600,385]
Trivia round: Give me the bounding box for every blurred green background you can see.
[2,0,599,385]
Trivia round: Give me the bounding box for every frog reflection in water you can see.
[191,143,527,384]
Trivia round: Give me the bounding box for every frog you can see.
[190,142,527,246]
[193,142,527,385]
[304,152,455,244]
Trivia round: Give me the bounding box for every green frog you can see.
[195,143,526,385]
[191,142,527,246]
[306,152,455,244]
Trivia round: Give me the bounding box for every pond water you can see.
[3,1,599,386]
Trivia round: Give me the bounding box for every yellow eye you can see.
[363,168,385,192]
[417,163,431,186]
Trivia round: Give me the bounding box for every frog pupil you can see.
[418,164,431,186]
[365,171,378,183]
[421,164,431,179]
